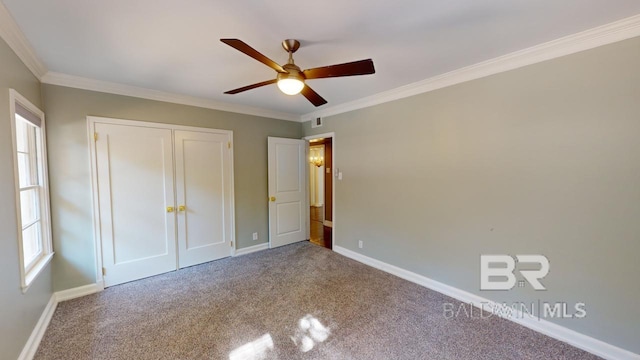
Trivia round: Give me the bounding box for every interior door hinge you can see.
[230,241,233,247]
[94,132,98,141]
[102,267,106,276]
[228,141,231,149]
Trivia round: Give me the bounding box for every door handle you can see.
[270,196,276,202]
[178,205,186,212]
[167,206,175,213]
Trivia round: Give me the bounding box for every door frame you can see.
[303,132,336,249]
[87,116,236,287]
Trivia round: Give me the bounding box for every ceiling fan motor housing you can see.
[279,63,304,81]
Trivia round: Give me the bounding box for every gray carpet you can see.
[35,242,601,360]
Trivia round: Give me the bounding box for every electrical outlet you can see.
[252,232,258,241]
[358,240,363,249]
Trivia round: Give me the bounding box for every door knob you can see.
[270,196,276,202]
[178,205,186,212]
[166,206,175,213]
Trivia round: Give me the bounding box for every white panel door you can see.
[268,137,308,248]
[175,130,232,268]
[95,123,177,287]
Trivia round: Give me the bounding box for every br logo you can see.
[480,255,549,291]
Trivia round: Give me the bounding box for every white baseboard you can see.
[333,245,640,360]
[55,282,104,302]
[17,294,57,360]
[234,243,269,256]
[18,283,104,360]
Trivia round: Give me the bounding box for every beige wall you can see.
[0,38,53,359]
[303,37,640,353]
[42,85,302,291]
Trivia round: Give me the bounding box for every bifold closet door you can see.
[95,123,177,287]
[174,130,232,268]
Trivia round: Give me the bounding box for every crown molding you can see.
[0,1,298,122]
[0,1,298,123]
[3,0,639,123]
[302,13,640,122]
[0,2,47,79]
[41,72,300,121]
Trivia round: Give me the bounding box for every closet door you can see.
[174,130,232,268]
[95,123,177,287]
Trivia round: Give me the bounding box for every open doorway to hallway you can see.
[308,137,332,249]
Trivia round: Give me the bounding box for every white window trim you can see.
[9,89,54,293]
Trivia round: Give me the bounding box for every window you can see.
[9,89,53,292]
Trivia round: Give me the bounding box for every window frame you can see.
[9,89,53,293]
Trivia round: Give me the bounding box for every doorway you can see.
[307,137,333,249]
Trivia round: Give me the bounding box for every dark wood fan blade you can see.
[303,59,375,79]
[224,79,277,94]
[220,39,286,73]
[301,85,328,107]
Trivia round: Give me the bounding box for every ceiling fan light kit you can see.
[277,77,304,95]
[221,38,375,107]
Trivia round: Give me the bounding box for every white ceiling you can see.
[3,0,640,118]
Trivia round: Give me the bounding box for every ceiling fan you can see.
[220,39,375,107]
